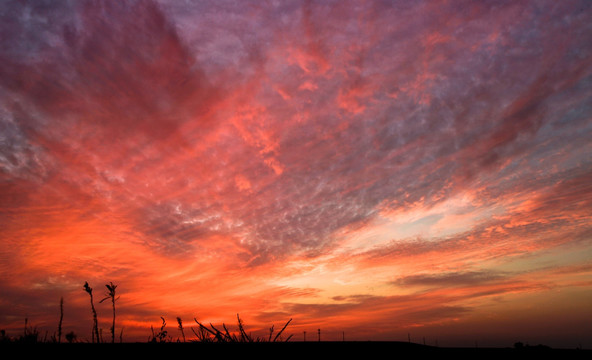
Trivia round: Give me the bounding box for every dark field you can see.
[2,341,590,359]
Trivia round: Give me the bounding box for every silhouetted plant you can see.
[65,331,77,343]
[0,329,8,343]
[191,314,293,343]
[83,281,100,343]
[150,317,170,342]
[21,318,40,344]
[193,317,231,342]
[268,324,275,342]
[236,314,250,342]
[274,317,293,342]
[58,296,64,343]
[177,317,185,342]
[190,322,213,342]
[99,282,119,343]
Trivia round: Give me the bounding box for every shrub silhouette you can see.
[65,331,77,343]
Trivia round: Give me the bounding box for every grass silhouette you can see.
[177,317,185,343]
[0,280,586,360]
[0,280,294,345]
[22,318,40,344]
[190,314,293,343]
[150,317,170,343]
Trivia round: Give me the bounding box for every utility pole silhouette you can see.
[303,331,306,342]
[318,328,321,342]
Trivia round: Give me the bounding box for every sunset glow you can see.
[1,0,591,348]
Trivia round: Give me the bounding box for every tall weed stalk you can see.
[58,297,63,343]
[83,282,100,343]
[99,282,119,343]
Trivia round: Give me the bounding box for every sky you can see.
[1,0,591,348]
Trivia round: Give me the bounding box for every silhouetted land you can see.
[2,341,590,359]
[5,286,588,358]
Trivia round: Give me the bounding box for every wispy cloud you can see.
[393,271,507,287]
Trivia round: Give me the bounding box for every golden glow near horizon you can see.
[1,0,591,348]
